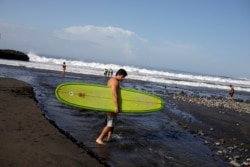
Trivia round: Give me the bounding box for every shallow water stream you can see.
[0,65,227,167]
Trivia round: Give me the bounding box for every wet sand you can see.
[0,78,103,167]
[0,77,249,166]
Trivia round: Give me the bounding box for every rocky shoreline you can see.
[166,94,250,167]
[172,93,250,114]
[0,49,29,61]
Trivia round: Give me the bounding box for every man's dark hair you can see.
[116,69,127,77]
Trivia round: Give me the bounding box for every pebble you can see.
[229,160,240,167]
[204,140,209,144]
[197,130,204,136]
[242,161,250,166]
[233,155,240,160]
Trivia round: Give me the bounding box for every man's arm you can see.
[110,79,120,113]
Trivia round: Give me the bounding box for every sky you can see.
[0,0,250,78]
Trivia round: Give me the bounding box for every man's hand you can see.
[115,107,120,113]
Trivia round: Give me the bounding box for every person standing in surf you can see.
[96,69,127,144]
[229,85,235,101]
[62,62,66,76]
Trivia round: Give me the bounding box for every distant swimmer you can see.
[228,85,234,101]
[62,62,66,76]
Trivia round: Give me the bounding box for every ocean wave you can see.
[1,52,249,93]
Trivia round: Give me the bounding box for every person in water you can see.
[62,62,66,76]
[96,69,127,144]
[229,85,235,101]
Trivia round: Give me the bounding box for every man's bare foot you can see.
[96,139,105,144]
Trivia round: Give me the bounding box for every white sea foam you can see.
[1,52,250,93]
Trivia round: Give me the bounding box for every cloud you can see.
[53,25,146,59]
[0,23,148,60]
[54,25,145,43]
[0,23,200,66]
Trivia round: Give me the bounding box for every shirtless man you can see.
[96,69,127,144]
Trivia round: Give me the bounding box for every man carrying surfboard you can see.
[96,69,127,144]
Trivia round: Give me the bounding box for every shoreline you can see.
[1,63,249,103]
[0,78,103,167]
[0,75,249,166]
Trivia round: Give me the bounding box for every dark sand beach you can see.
[0,78,103,167]
[1,78,249,166]
[0,64,249,166]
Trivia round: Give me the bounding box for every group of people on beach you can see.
[104,68,113,77]
[60,62,236,144]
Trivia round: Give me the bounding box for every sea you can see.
[1,52,250,167]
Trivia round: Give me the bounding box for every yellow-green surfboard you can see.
[55,82,164,114]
